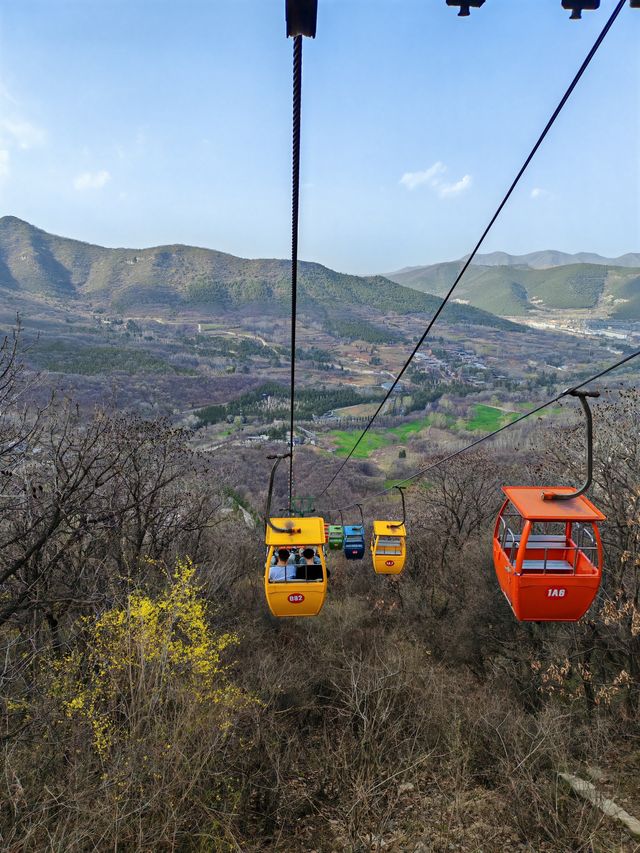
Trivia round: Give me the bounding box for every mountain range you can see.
[392,249,640,273]
[3,216,637,329]
[387,259,640,320]
[0,217,517,331]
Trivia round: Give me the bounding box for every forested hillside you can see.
[388,260,640,319]
[1,326,639,850]
[0,217,516,331]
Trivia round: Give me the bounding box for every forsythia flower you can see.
[49,558,245,757]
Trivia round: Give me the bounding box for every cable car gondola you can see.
[264,516,328,617]
[328,524,345,550]
[263,453,327,617]
[371,487,407,574]
[493,390,606,622]
[343,506,365,560]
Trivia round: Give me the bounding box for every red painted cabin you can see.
[493,486,605,622]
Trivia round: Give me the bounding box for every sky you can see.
[0,0,638,275]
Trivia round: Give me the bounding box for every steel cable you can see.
[289,34,303,514]
[328,345,640,513]
[316,0,627,501]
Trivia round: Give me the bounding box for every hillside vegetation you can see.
[1,328,639,851]
[388,259,640,319]
[0,217,517,331]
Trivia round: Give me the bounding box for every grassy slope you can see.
[465,404,519,431]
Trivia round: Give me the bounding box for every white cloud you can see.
[400,161,471,198]
[438,174,472,197]
[400,161,446,191]
[0,149,9,180]
[0,118,46,149]
[73,170,111,191]
[531,187,551,200]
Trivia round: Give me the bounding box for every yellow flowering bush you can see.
[50,558,244,757]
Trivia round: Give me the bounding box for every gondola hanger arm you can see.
[389,486,406,529]
[265,452,301,533]
[542,389,600,502]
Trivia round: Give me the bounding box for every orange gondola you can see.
[493,390,606,622]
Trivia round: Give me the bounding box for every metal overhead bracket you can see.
[286,0,318,37]
[562,1,600,19]
[446,0,486,16]
[543,389,600,502]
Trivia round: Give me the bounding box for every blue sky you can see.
[0,0,638,274]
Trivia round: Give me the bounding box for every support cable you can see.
[289,33,303,514]
[316,0,627,500]
[328,345,640,513]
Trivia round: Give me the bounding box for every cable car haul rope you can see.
[315,0,628,501]
[263,0,639,621]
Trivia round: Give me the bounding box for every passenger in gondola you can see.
[301,547,323,581]
[269,548,291,582]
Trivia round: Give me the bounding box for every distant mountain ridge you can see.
[0,217,518,331]
[387,256,640,321]
[391,249,640,275]
[467,249,640,269]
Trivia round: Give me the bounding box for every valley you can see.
[1,217,638,496]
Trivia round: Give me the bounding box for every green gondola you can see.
[328,525,344,550]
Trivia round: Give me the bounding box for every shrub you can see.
[3,559,256,849]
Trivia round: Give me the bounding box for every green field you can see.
[384,478,409,490]
[466,404,519,432]
[329,430,389,458]
[328,405,523,459]
[328,414,441,458]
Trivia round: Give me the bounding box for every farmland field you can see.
[466,404,519,432]
[328,414,443,457]
[328,405,526,458]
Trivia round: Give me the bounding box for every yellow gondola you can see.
[371,520,406,574]
[371,486,407,574]
[264,516,328,617]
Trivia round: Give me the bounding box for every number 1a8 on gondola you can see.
[493,487,605,622]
